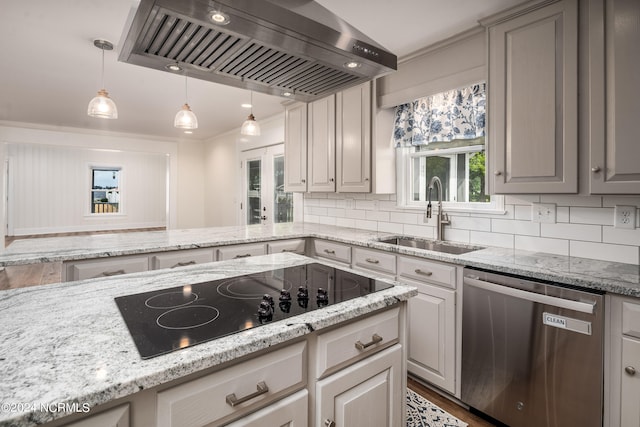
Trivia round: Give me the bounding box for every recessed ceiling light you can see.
[344,61,361,69]
[184,130,193,134]
[241,103,252,109]
[209,11,230,25]
[165,63,182,72]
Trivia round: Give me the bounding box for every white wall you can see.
[176,139,205,228]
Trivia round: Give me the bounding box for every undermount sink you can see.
[378,237,483,255]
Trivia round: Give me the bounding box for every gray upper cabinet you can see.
[284,102,308,192]
[308,94,336,192]
[588,0,640,194]
[485,0,578,194]
[336,82,372,193]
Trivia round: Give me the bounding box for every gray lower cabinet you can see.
[63,405,129,427]
[484,0,578,193]
[216,243,266,261]
[588,0,640,193]
[150,248,214,270]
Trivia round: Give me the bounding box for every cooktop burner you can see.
[115,263,393,359]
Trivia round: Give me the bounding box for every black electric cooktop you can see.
[115,263,393,359]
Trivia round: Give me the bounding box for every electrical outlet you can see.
[614,205,636,229]
[532,203,556,223]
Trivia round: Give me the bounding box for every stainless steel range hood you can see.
[119,0,397,102]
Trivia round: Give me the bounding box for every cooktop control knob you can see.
[279,301,291,313]
[297,286,309,300]
[262,294,274,307]
[279,289,291,301]
[257,300,273,320]
[317,288,328,306]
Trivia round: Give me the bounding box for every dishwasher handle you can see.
[464,276,596,314]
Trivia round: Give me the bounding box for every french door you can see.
[240,144,299,226]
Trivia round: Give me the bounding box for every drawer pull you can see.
[625,366,637,376]
[171,261,196,268]
[234,254,252,259]
[355,334,383,351]
[325,420,336,427]
[101,269,125,277]
[365,258,380,264]
[225,381,269,407]
[324,249,336,255]
[414,269,433,277]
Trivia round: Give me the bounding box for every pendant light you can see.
[174,74,198,130]
[87,39,118,119]
[240,91,261,136]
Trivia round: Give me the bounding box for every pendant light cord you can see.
[100,47,105,90]
[184,75,189,105]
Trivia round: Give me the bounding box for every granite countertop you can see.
[0,252,417,426]
[1,222,639,297]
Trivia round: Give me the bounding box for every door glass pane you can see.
[247,159,262,225]
[273,155,293,223]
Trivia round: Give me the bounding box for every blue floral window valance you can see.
[393,83,486,146]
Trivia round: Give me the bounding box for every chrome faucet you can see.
[426,176,450,241]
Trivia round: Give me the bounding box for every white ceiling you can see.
[0,0,521,141]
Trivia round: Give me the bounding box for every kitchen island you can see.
[0,252,416,427]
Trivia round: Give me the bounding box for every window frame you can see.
[88,166,124,216]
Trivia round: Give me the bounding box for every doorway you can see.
[240,144,300,226]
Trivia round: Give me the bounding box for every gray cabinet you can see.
[284,102,308,192]
[485,0,578,193]
[308,95,336,192]
[588,0,640,194]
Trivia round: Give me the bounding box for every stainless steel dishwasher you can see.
[461,268,604,427]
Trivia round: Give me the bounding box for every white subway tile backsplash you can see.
[570,241,639,265]
[378,221,403,234]
[365,193,391,200]
[307,206,328,216]
[304,214,319,223]
[355,200,376,210]
[390,211,419,224]
[345,209,367,220]
[505,195,540,205]
[470,231,514,249]
[541,223,601,242]
[556,207,570,223]
[444,228,470,244]
[540,195,602,207]
[603,196,640,208]
[515,236,569,256]
[569,207,614,226]
[355,219,378,231]
[327,208,346,217]
[318,216,337,226]
[449,216,491,231]
[316,198,337,208]
[492,219,540,236]
[403,224,435,239]
[335,217,356,228]
[366,210,391,222]
[378,200,399,211]
[603,227,640,246]
[515,205,532,220]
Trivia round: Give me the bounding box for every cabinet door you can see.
[308,95,336,192]
[224,390,308,427]
[150,248,214,270]
[62,404,129,427]
[317,345,402,427]
[285,102,308,192]
[336,82,371,193]
[488,0,578,193]
[589,0,640,193]
[621,337,640,426]
[406,280,456,393]
[216,243,266,261]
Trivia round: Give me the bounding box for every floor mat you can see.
[406,388,469,427]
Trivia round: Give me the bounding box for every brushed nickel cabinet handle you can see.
[225,382,269,407]
[324,249,336,254]
[414,269,433,277]
[355,333,383,351]
[234,254,252,259]
[365,258,380,264]
[171,260,196,268]
[101,269,125,277]
[301,179,306,183]
[325,420,336,427]
[591,166,601,173]
[625,366,636,376]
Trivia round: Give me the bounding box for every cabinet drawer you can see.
[267,239,306,255]
[217,243,266,261]
[313,240,351,264]
[353,247,396,275]
[397,256,456,289]
[224,390,308,427]
[62,404,129,427]
[316,307,399,378]
[150,248,214,270]
[622,301,640,339]
[65,256,148,281]
[157,341,306,427]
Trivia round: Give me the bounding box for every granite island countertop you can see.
[0,252,416,426]
[1,222,639,296]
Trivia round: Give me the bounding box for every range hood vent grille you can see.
[120,0,396,102]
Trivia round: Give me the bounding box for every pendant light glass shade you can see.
[88,39,118,119]
[174,103,198,129]
[240,92,260,136]
[175,75,198,129]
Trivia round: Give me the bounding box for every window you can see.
[394,83,503,212]
[91,168,120,214]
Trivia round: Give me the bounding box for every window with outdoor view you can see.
[394,83,502,211]
[91,168,120,214]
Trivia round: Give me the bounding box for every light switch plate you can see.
[532,203,556,223]
[614,205,636,229]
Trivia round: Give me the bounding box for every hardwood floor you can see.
[408,376,497,427]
